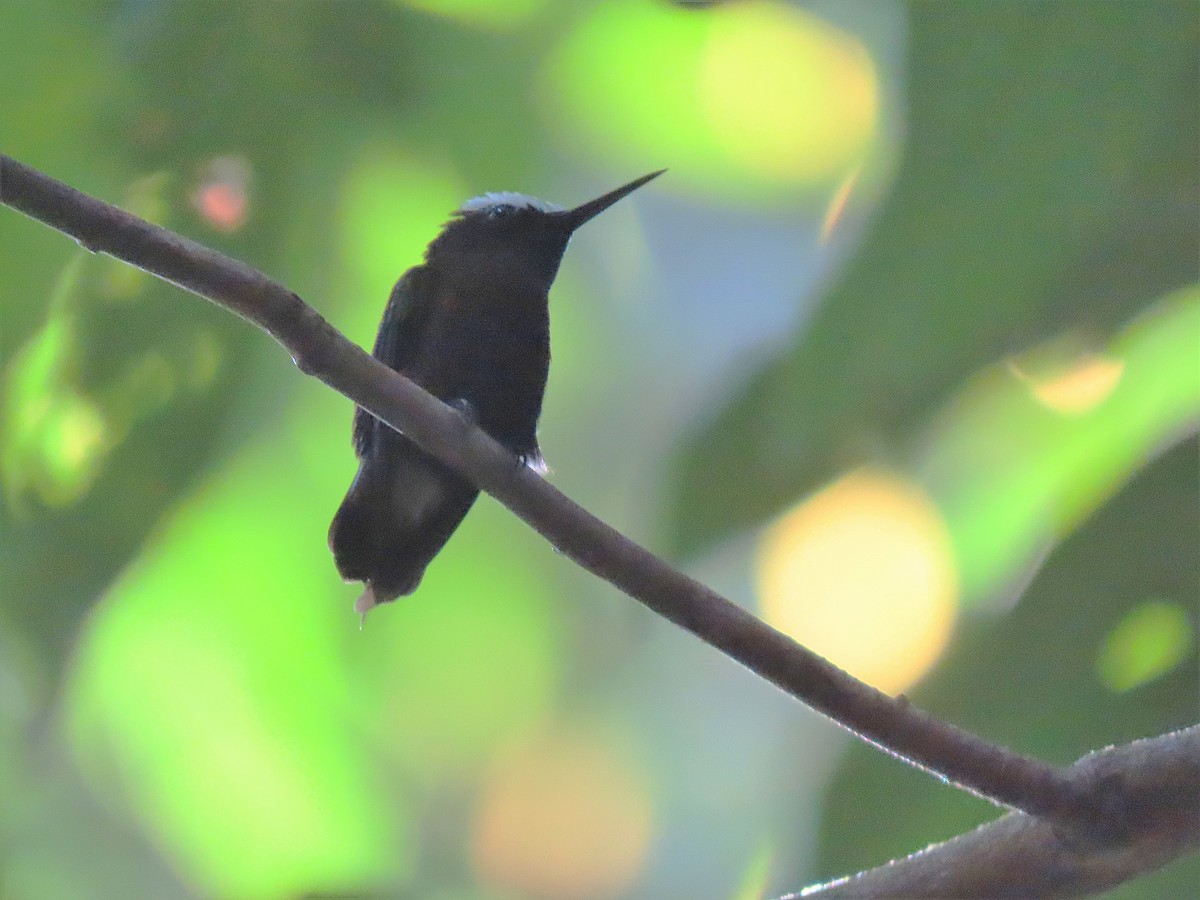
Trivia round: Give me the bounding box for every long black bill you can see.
[558,169,666,231]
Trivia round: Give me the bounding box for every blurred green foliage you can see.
[670,2,1199,557]
[1,1,1196,899]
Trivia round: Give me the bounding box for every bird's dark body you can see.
[328,171,662,610]
[330,252,553,600]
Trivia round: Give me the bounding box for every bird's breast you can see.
[414,276,551,453]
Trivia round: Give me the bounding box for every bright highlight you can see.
[699,3,878,181]
[821,165,863,243]
[1009,353,1126,415]
[543,0,879,200]
[756,470,959,694]
[1,295,112,509]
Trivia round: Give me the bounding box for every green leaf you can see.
[65,425,413,898]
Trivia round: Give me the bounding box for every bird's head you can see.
[425,170,665,288]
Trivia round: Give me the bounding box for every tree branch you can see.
[0,154,1171,867]
[794,725,1200,898]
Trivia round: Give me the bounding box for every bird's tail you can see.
[328,464,388,586]
[328,447,478,605]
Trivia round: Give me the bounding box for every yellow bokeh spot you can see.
[42,393,109,493]
[1009,353,1126,415]
[1096,601,1194,693]
[699,3,878,181]
[756,470,958,694]
[471,727,654,900]
[1,299,114,510]
[542,0,879,201]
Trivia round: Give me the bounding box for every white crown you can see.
[458,192,563,214]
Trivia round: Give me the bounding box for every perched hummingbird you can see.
[329,170,664,616]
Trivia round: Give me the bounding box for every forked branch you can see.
[798,726,1200,898]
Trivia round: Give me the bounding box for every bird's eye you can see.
[487,204,515,220]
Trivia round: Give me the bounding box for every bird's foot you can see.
[354,584,379,629]
[518,450,549,475]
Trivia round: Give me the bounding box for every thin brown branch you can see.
[793,725,1200,898]
[0,154,1129,839]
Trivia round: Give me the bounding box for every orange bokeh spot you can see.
[1009,353,1125,415]
[756,470,958,694]
[471,728,653,900]
[820,165,862,243]
[196,183,246,232]
[192,156,251,232]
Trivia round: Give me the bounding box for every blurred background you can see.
[1,1,1197,898]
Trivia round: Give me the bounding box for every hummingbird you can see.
[329,170,664,617]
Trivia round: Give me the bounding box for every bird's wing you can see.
[352,265,438,457]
